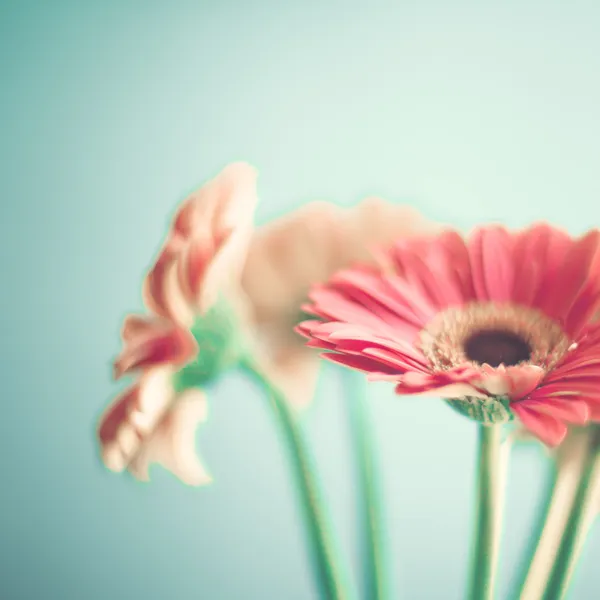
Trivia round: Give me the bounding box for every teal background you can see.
[2,1,600,598]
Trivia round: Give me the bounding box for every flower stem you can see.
[240,357,353,600]
[343,369,388,600]
[468,424,504,600]
[512,429,590,600]
[541,434,600,600]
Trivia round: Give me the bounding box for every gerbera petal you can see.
[389,241,452,309]
[121,314,159,342]
[395,377,487,398]
[512,224,550,305]
[308,286,392,331]
[564,276,600,339]
[143,251,177,319]
[508,365,546,398]
[539,230,600,327]
[263,346,321,410]
[511,404,568,446]
[128,388,211,486]
[437,230,477,301]
[176,229,218,306]
[98,368,174,472]
[322,352,402,376]
[467,227,490,301]
[361,347,430,374]
[114,322,197,379]
[143,162,258,322]
[330,269,426,331]
[98,369,210,486]
[520,397,589,425]
[478,226,515,302]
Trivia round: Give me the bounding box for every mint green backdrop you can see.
[2,1,599,598]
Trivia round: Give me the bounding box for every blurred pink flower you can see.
[298,223,600,446]
[241,197,440,407]
[98,163,258,485]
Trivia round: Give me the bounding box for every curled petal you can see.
[473,364,545,400]
[98,369,210,486]
[144,162,258,321]
[129,388,211,486]
[114,321,197,379]
[143,251,178,319]
[99,368,175,473]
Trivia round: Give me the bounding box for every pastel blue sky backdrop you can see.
[2,1,600,598]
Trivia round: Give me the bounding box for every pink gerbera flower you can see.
[97,162,258,485]
[298,224,600,446]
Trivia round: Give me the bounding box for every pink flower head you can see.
[98,163,258,485]
[298,224,600,446]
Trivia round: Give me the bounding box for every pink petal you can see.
[330,269,426,330]
[361,347,430,373]
[144,162,258,320]
[128,388,211,486]
[322,352,402,375]
[511,224,549,305]
[538,230,600,325]
[588,402,600,421]
[506,365,545,400]
[98,370,210,486]
[480,226,515,302]
[564,277,600,339]
[390,242,452,309]
[308,286,392,331]
[114,324,197,379]
[467,227,490,301]
[520,398,589,425]
[394,367,485,397]
[121,314,159,342]
[511,404,568,447]
[143,250,178,319]
[437,230,477,301]
[98,368,174,472]
[177,231,217,305]
[98,385,140,470]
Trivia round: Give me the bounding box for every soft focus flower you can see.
[241,197,440,407]
[298,224,600,446]
[97,163,258,485]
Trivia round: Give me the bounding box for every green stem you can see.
[511,464,560,600]
[542,440,600,600]
[468,424,504,600]
[343,370,388,600]
[512,429,590,600]
[240,356,353,600]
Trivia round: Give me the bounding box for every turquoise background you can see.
[2,1,600,598]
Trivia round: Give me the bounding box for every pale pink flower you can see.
[241,197,440,407]
[97,163,258,485]
[298,224,600,446]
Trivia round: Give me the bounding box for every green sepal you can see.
[445,395,514,426]
[172,299,244,393]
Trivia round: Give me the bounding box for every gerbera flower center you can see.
[464,329,531,367]
[419,302,570,372]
